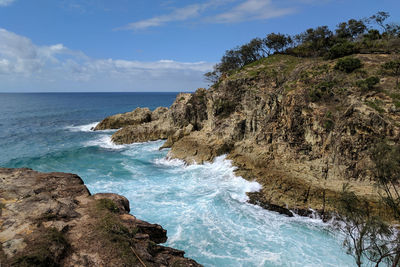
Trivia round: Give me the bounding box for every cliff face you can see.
[0,168,200,267]
[97,53,400,216]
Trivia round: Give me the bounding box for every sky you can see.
[0,0,399,92]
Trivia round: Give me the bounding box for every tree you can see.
[218,48,242,73]
[295,26,334,56]
[239,38,265,65]
[369,12,398,52]
[364,29,381,41]
[336,19,367,40]
[371,142,400,219]
[204,67,220,85]
[336,185,400,267]
[370,12,390,33]
[264,33,292,54]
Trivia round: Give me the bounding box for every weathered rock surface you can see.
[99,54,400,217]
[0,168,201,267]
[94,107,152,130]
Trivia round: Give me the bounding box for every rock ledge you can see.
[0,168,201,267]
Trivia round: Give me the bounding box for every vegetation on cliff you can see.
[205,12,400,83]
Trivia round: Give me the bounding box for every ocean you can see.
[0,93,354,266]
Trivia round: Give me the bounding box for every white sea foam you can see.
[66,122,118,133]
[65,122,99,132]
[153,157,186,167]
[84,135,127,150]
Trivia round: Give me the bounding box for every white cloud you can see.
[0,0,16,7]
[0,28,213,92]
[117,2,213,30]
[212,0,295,23]
[119,0,295,31]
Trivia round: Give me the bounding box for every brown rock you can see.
[94,107,152,130]
[0,168,201,267]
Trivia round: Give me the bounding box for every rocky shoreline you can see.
[94,54,400,219]
[0,168,201,266]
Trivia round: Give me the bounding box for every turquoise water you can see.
[0,93,354,266]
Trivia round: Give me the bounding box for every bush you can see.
[326,41,358,59]
[356,76,380,91]
[309,81,335,102]
[334,57,362,73]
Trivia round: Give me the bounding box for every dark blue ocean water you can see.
[0,93,354,266]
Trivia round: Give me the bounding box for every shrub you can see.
[382,59,400,86]
[309,81,335,102]
[356,76,380,91]
[96,198,120,213]
[334,57,362,73]
[326,41,358,59]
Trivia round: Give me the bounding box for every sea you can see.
[0,93,355,266]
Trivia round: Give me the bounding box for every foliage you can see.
[323,112,334,131]
[356,76,380,92]
[265,33,292,54]
[295,26,334,54]
[309,80,335,102]
[382,60,400,85]
[204,69,220,84]
[334,57,362,73]
[371,142,400,219]
[366,100,385,113]
[97,198,120,213]
[204,11,399,84]
[336,19,367,40]
[335,185,400,267]
[363,29,382,41]
[326,41,358,59]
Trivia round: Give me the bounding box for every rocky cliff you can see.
[96,53,400,218]
[0,168,200,267]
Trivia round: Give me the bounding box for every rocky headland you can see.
[0,168,200,266]
[96,53,400,218]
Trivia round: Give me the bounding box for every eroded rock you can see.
[0,168,201,267]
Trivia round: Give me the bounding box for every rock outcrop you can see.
[94,107,153,130]
[96,53,400,217]
[0,168,201,267]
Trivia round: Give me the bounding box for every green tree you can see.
[336,19,367,40]
[239,38,265,65]
[295,26,333,56]
[264,33,292,54]
[370,12,391,33]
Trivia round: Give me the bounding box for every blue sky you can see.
[0,0,399,92]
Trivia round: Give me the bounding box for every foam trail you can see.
[65,122,99,132]
[84,135,127,150]
[153,157,186,167]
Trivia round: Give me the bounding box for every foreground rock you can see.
[97,54,400,218]
[0,168,201,267]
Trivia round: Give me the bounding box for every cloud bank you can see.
[0,29,213,92]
